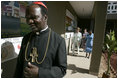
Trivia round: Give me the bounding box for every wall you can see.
[47,1,77,35]
[66,2,77,18]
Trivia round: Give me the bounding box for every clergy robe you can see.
[14,28,67,78]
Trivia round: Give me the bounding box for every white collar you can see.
[36,25,48,35]
[41,25,48,32]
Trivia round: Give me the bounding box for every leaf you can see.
[106,44,110,49]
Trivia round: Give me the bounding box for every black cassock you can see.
[14,28,67,78]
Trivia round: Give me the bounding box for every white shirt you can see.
[72,32,82,43]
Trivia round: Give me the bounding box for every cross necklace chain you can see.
[25,28,51,64]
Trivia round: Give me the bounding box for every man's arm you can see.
[38,38,67,78]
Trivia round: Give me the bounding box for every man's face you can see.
[76,29,79,33]
[84,29,87,32]
[26,5,47,32]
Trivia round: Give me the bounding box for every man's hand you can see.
[24,62,39,78]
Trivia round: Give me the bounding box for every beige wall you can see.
[47,1,77,35]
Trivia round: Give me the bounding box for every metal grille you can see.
[107,1,117,14]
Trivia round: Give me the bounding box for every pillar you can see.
[89,1,108,76]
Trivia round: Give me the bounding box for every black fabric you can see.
[14,28,67,78]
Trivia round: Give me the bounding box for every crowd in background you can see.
[71,27,94,59]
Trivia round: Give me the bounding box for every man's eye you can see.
[25,15,39,20]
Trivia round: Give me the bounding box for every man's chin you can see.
[32,29,37,33]
[31,28,38,32]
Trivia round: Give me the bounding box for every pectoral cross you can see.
[30,47,38,62]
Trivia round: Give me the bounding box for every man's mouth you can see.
[31,26,35,29]
[29,24,38,32]
[30,24,36,29]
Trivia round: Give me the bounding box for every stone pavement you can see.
[64,49,97,78]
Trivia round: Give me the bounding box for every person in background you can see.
[81,29,88,52]
[72,27,82,55]
[14,1,67,78]
[85,30,94,59]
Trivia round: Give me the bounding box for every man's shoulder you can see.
[78,32,82,34]
[23,32,32,39]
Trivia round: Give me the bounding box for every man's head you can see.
[26,2,48,33]
[76,27,80,32]
[84,29,87,32]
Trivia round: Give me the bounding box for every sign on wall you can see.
[65,9,77,32]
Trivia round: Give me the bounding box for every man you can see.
[72,27,82,55]
[14,1,67,78]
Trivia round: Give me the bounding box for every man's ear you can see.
[44,15,48,21]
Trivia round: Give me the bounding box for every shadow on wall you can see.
[1,41,18,78]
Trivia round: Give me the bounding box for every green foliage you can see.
[104,30,117,54]
[104,30,117,74]
[20,23,31,36]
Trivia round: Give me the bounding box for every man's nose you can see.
[27,19,34,24]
